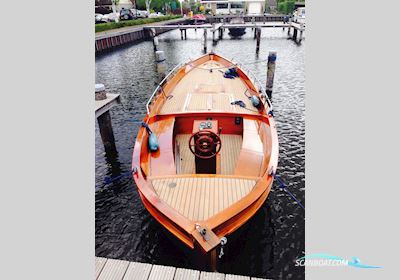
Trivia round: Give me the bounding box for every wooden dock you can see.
[95,15,304,54]
[96,257,272,280]
[144,21,305,45]
[95,93,120,118]
[95,18,188,54]
[143,22,303,31]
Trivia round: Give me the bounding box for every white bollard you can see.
[95,84,106,101]
[155,51,166,79]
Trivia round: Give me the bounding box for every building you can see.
[266,0,277,12]
[95,0,134,13]
[200,0,265,15]
[117,0,134,10]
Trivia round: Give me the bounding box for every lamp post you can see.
[179,0,183,16]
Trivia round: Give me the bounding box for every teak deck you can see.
[152,177,256,221]
[159,61,258,115]
[175,134,243,175]
[132,53,279,254]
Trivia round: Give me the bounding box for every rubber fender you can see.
[251,95,261,108]
[148,133,159,152]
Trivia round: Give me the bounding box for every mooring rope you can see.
[273,173,305,210]
[104,169,136,185]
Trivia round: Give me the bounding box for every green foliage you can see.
[287,1,295,13]
[278,0,296,14]
[95,15,182,32]
[136,0,180,13]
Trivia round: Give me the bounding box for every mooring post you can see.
[266,52,277,99]
[293,28,298,42]
[203,28,207,52]
[151,28,158,51]
[155,50,166,80]
[256,28,261,53]
[212,23,216,41]
[96,84,117,153]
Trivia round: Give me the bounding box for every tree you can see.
[130,0,137,9]
[137,0,179,13]
[145,0,152,13]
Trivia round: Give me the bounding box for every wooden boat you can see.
[132,53,279,263]
[228,18,246,37]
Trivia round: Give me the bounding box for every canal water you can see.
[95,28,305,280]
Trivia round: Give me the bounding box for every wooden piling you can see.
[203,28,207,52]
[266,51,277,99]
[256,28,261,53]
[98,110,117,153]
[212,24,216,41]
[151,28,158,51]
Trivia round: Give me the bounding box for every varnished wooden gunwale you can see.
[132,53,279,253]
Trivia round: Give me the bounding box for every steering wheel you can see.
[189,131,222,159]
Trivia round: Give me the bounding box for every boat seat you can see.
[149,117,177,176]
[234,119,264,177]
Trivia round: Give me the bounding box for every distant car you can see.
[293,7,305,25]
[149,12,164,18]
[120,8,135,20]
[130,9,148,18]
[95,13,107,24]
[102,12,120,22]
